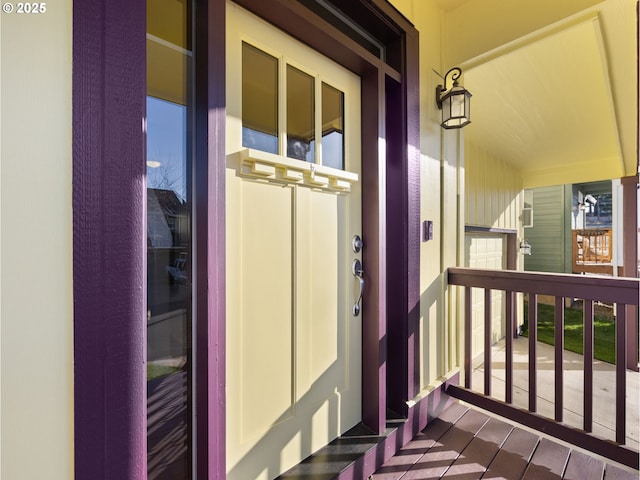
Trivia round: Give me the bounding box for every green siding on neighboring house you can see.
[524,185,572,273]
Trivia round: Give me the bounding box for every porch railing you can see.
[446,267,639,469]
[572,229,616,275]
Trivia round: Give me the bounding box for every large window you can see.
[146,0,193,478]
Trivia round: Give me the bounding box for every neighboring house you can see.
[1,2,638,480]
[524,180,622,275]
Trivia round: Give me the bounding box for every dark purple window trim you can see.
[73,0,147,478]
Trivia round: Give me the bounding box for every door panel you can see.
[239,180,294,437]
[226,3,362,479]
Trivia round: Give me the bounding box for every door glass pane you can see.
[287,65,314,161]
[147,0,193,478]
[321,82,344,169]
[243,42,278,153]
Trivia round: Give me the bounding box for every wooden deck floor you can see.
[371,402,637,480]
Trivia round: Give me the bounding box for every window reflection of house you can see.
[146,189,192,480]
[147,187,190,367]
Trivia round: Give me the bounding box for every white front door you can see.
[225,3,363,479]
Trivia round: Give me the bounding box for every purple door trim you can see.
[72,0,147,478]
[194,0,226,477]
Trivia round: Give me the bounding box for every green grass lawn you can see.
[147,363,181,380]
[522,302,616,364]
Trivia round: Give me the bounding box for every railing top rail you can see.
[447,267,639,305]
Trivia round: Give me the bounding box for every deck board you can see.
[522,437,571,479]
[371,404,469,480]
[371,402,637,480]
[441,417,513,479]
[603,464,639,480]
[400,410,490,480]
[563,450,605,480]
[481,427,539,480]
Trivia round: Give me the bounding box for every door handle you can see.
[352,259,364,316]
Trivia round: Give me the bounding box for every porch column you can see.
[362,69,387,433]
[621,175,638,371]
[194,0,227,477]
[73,0,147,477]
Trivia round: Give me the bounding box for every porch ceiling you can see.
[438,0,638,189]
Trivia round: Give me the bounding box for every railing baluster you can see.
[555,296,564,422]
[505,291,514,404]
[465,286,472,389]
[616,304,627,444]
[484,289,492,396]
[528,294,537,413]
[626,304,638,371]
[584,299,593,432]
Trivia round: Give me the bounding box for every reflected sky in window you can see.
[147,96,187,201]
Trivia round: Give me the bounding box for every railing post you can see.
[505,291,514,404]
[616,304,627,444]
[528,295,537,413]
[554,297,564,422]
[484,289,492,396]
[583,300,593,433]
[465,286,472,389]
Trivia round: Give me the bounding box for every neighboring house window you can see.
[523,189,533,228]
[584,192,612,228]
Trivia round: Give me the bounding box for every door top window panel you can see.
[240,41,348,172]
[321,82,344,170]
[242,42,279,154]
[286,65,315,162]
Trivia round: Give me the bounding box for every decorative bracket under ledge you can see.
[227,148,358,193]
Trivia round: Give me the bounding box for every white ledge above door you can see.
[227,148,358,193]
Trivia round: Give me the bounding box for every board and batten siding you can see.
[524,185,572,273]
[1,3,74,480]
[465,141,522,231]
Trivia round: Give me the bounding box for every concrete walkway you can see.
[471,337,639,450]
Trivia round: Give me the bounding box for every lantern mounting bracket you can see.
[435,67,462,109]
[434,66,471,129]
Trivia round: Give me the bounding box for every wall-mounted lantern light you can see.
[519,240,532,256]
[436,67,472,129]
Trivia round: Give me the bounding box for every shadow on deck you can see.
[372,402,637,480]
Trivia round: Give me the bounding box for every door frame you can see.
[72,0,419,479]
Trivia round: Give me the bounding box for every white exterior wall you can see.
[1,3,74,479]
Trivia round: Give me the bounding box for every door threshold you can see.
[277,417,406,480]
